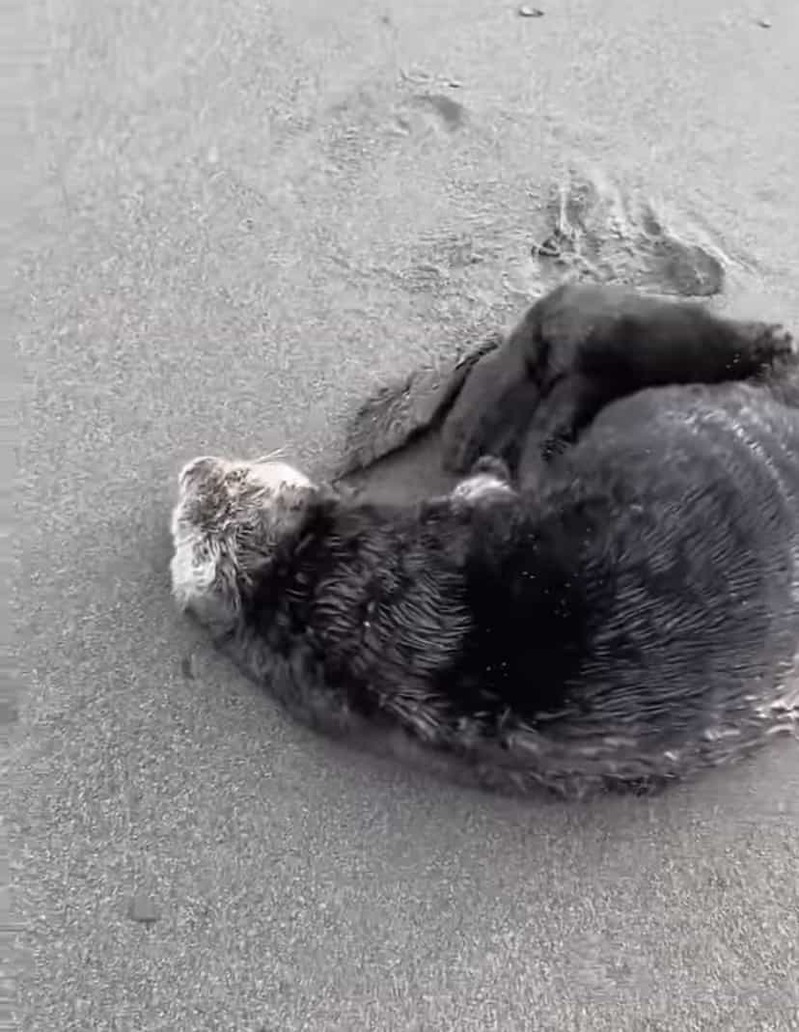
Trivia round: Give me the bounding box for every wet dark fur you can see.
[340,284,793,488]
[179,286,799,798]
[442,283,794,482]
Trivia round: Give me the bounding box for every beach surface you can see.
[12,0,799,1029]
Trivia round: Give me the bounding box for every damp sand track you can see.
[11,0,799,1029]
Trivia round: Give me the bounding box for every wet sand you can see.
[12,0,799,1029]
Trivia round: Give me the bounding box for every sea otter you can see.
[169,284,799,797]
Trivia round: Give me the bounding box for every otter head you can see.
[169,454,316,635]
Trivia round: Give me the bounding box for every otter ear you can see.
[170,533,242,638]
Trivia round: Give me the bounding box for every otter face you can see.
[169,455,315,633]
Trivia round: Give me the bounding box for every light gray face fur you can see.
[451,471,514,503]
[169,455,316,633]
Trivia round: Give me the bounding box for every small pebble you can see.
[532,237,561,258]
[518,5,545,16]
[128,894,159,925]
[757,18,771,28]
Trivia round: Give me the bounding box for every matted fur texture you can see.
[170,287,799,799]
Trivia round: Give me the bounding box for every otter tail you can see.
[335,333,502,479]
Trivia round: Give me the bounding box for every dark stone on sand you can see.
[128,894,159,925]
[413,93,467,130]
